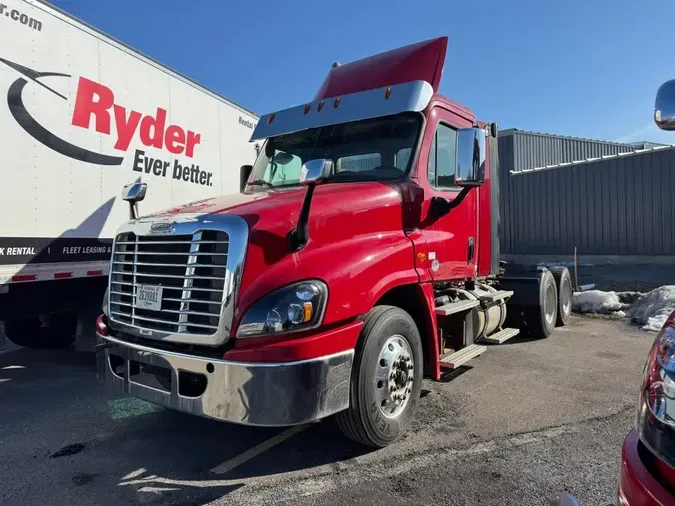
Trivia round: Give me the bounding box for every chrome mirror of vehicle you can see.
[655,79,675,131]
[549,492,582,506]
[121,181,147,203]
[121,182,147,220]
[299,158,333,186]
[455,127,486,187]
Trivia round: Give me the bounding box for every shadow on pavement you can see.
[0,346,373,505]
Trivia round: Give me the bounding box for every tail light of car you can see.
[636,310,675,480]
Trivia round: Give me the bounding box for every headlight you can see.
[236,280,327,338]
[635,317,675,469]
[102,286,109,317]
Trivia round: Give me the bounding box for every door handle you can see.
[468,237,475,264]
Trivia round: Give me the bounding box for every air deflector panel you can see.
[313,36,448,100]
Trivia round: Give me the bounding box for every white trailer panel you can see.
[0,0,258,282]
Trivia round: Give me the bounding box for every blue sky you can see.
[53,0,675,145]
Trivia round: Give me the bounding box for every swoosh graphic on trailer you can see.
[0,56,70,99]
[0,57,124,166]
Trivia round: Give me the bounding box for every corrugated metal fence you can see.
[499,145,675,256]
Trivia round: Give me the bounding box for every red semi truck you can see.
[94,37,573,447]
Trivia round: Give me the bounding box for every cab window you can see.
[337,153,381,172]
[428,123,459,190]
[262,151,303,185]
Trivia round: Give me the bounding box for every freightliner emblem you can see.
[149,221,176,234]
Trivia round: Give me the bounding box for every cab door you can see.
[417,106,478,281]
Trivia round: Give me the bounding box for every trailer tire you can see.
[4,312,76,349]
[548,266,573,326]
[335,305,423,448]
[521,268,558,339]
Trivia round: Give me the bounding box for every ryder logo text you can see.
[0,57,213,186]
[71,77,201,157]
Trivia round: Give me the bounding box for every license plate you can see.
[136,284,163,311]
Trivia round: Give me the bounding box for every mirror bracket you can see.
[288,184,317,251]
[430,187,473,218]
[289,158,333,250]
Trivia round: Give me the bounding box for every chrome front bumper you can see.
[96,333,353,426]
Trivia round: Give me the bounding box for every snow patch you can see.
[572,290,625,314]
[572,285,675,332]
[627,286,675,332]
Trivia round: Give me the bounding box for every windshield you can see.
[247,113,421,190]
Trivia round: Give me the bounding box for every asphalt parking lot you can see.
[0,315,654,506]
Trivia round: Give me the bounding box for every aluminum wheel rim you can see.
[374,334,414,419]
[545,282,557,324]
[560,277,572,315]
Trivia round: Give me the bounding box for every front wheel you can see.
[335,305,423,448]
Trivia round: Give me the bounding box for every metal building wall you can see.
[501,146,675,256]
[498,129,645,257]
[499,129,636,173]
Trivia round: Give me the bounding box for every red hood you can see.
[144,182,412,342]
[144,182,403,234]
[314,36,448,100]
[145,191,277,219]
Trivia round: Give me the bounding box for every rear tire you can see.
[521,268,557,339]
[335,305,423,448]
[548,266,572,326]
[4,312,77,349]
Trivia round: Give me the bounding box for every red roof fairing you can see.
[313,37,448,100]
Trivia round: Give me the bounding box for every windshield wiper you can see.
[247,179,275,189]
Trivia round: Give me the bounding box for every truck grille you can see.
[108,230,229,335]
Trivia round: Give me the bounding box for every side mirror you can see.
[240,164,253,193]
[455,127,486,187]
[121,182,147,220]
[655,79,675,131]
[489,121,498,138]
[548,493,581,506]
[122,182,147,203]
[300,158,333,186]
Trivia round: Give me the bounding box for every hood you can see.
[143,182,404,234]
[141,182,409,336]
[144,191,277,219]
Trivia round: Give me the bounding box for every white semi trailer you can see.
[0,0,258,349]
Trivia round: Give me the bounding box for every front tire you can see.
[336,305,423,448]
